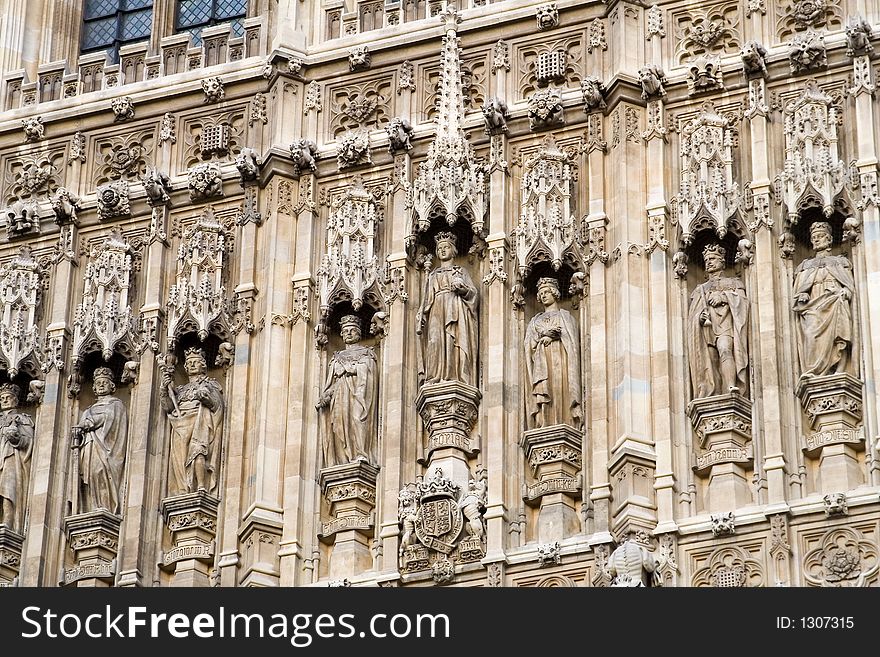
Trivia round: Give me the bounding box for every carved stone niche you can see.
[521,425,582,544]
[0,525,23,586]
[688,392,753,514]
[416,381,481,476]
[159,490,218,588]
[319,461,379,579]
[797,373,864,492]
[62,509,120,587]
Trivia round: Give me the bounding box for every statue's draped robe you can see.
[321,344,378,467]
[792,254,856,378]
[524,308,582,428]
[0,409,33,531]
[687,275,750,398]
[169,376,224,495]
[419,264,479,387]
[78,395,128,513]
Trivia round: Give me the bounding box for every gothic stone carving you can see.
[50,188,80,225]
[481,97,508,136]
[289,139,318,178]
[524,277,581,429]
[638,65,667,100]
[317,315,378,467]
[535,3,558,30]
[710,511,735,535]
[687,243,750,397]
[740,40,768,77]
[528,88,564,131]
[348,46,371,71]
[234,147,260,184]
[161,347,224,495]
[110,96,135,122]
[71,368,128,514]
[385,117,414,154]
[608,535,659,587]
[201,77,224,103]
[0,384,34,533]
[96,181,130,220]
[845,15,873,57]
[0,247,43,377]
[21,117,44,142]
[788,30,827,73]
[187,162,223,201]
[581,76,606,112]
[537,541,561,566]
[337,131,371,169]
[141,168,172,207]
[803,526,879,587]
[4,198,40,238]
[687,56,723,95]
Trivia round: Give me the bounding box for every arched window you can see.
[81,0,154,61]
[176,0,247,45]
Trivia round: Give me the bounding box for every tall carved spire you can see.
[411,6,487,240]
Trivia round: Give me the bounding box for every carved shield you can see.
[415,497,463,554]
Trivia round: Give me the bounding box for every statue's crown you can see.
[434,231,457,247]
[339,314,361,331]
[702,242,726,259]
[0,382,20,398]
[93,366,114,381]
[184,346,206,360]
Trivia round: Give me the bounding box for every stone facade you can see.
[0,0,877,589]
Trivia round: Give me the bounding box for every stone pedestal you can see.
[160,491,218,587]
[797,373,865,492]
[416,381,481,487]
[0,525,23,586]
[63,510,121,587]
[521,425,582,543]
[319,461,379,579]
[688,393,753,513]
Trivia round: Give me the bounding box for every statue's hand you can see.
[539,336,554,347]
[316,393,331,410]
[452,277,467,294]
[699,309,710,326]
[841,288,852,302]
[794,292,810,306]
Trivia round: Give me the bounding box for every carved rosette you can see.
[803,527,879,587]
[63,509,121,585]
[416,381,482,460]
[676,105,741,244]
[521,424,582,504]
[319,461,379,541]
[796,373,863,454]
[0,525,23,585]
[160,490,219,571]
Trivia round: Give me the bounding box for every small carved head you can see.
[339,314,362,344]
[536,277,561,305]
[809,221,833,250]
[0,383,21,409]
[183,346,208,375]
[92,367,117,396]
[434,231,458,259]
[702,243,726,272]
[535,3,559,30]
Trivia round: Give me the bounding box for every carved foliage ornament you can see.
[97,181,131,220]
[692,546,763,587]
[803,527,879,587]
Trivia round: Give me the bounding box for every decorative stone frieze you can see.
[62,510,120,586]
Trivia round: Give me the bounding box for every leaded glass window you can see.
[81,0,153,61]
[176,0,247,46]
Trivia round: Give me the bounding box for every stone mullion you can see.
[585,138,611,541]
[278,175,320,585]
[850,57,880,484]
[20,254,76,585]
[747,82,789,508]
[115,229,168,588]
[272,0,309,51]
[606,103,655,539]
[236,213,285,587]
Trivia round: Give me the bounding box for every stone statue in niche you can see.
[792,221,856,379]
[316,315,378,467]
[524,277,582,429]
[0,383,33,532]
[161,347,225,496]
[416,232,479,387]
[72,367,128,515]
[607,535,658,587]
[687,243,750,398]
